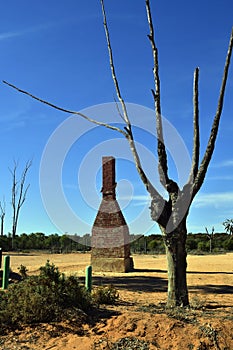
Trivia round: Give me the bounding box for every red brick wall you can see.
[91,156,131,261]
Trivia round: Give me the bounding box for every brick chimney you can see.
[91,156,134,272]
[102,156,116,199]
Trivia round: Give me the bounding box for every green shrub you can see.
[92,285,119,305]
[0,261,120,334]
[186,237,198,251]
[147,239,158,251]
[197,241,209,252]
[223,238,233,251]
[39,260,61,283]
[17,264,28,279]
[0,261,91,332]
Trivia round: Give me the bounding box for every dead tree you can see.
[0,197,6,236]
[9,160,32,239]
[3,1,233,307]
[205,227,215,253]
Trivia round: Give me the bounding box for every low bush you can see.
[17,264,28,279]
[0,261,91,332]
[92,285,119,306]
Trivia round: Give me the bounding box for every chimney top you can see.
[101,156,116,199]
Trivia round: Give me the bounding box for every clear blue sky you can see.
[0,0,233,236]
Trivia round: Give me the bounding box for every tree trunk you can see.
[12,223,16,239]
[161,221,189,307]
[1,218,4,236]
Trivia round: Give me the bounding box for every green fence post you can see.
[2,255,10,290]
[85,265,92,292]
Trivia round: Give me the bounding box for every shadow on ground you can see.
[133,268,233,275]
[91,275,168,293]
[78,274,168,292]
[79,268,233,295]
[190,284,233,294]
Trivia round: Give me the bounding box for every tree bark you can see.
[1,217,4,236]
[160,222,189,307]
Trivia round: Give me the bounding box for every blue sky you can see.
[0,0,233,236]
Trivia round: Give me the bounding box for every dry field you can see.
[1,252,233,349]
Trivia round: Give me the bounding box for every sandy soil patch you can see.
[1,252,232,349]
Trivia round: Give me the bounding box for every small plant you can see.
[199,323,220,349]
[92,285,119,305]
[17,264,28,279]
[39,260,61,283]
[92,336,150,350]
[190,295,206,310]
[111,337,150,350]
[166,306,197,324]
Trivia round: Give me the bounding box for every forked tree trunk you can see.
[160,221,189,307]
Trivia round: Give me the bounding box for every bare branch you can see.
[3,84,162,201]
[126,133,164,199]
[3,80,128,138]
[17,160,32,209]
[100,0,131,127]
[0,197,6,217]
[18,184,30,209]
[205,226,215,238]
[0,197,6,236]
[193,28,233,195]
[188,67,200,183]
[145,0,170,189]
[114,97,126,123]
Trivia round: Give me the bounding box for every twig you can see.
[100,0,131,127]
[113,96,125,123]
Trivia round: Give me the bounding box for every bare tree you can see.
[205,227,215,253]
[3,1,233,307]
[9,160,32,240]
[0,197,6,236]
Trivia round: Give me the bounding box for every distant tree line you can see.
[0,233,91,253]
[130,232,233,254]
[0,231,232,254]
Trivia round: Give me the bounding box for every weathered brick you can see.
[91,157,134,272]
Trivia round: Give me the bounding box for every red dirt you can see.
[1,252,232,349]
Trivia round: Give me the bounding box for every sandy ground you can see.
[1,252,233,349]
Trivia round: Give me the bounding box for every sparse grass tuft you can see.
[166,306,197,324]
[92,336,150,350]
[198,323,221,349]
[190,295,207,310]
[17,264,28,279]
[92,285,119,306]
